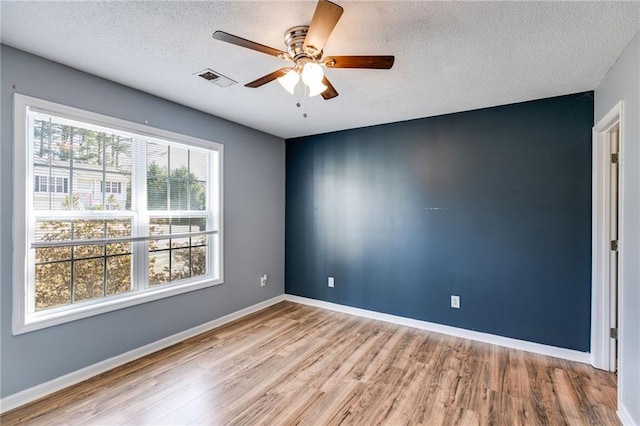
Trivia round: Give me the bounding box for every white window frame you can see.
[12,94,224,335]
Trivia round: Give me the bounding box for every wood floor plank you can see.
[1,301,619,426]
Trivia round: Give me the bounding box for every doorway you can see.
[591,101,623,373]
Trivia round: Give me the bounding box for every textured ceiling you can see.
[1,1,639,139]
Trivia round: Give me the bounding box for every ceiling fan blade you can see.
[303,0,344,56]
[213,31,286,58]
[324,55,395,69]
[321,76,339,100]
[245,68,292,88]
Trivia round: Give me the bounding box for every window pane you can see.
[148,142,168,210]
[31,119,71,166]
[104,135,132,173]
[149,251,170,286]
[32,118,58,164]
[32,168,73,210]
[35,220,72,262]
[170,146,189,176]
[149,218,171,250]
[147,177,168,210]
[106,220,132,255]
[171,249,191,281]
[107,255,131,296]
[73,258,104,302]
[148,141,168,168]
[192,247,207,277]
[171,235,190,248]
[73,219,104,239]
[190,153,207,181]
[73,179,96,211]
[189,181,207,211]
[72,128,101,167]
[73,219,105,259]
[191,216,207,246]
[169,177,188,210]
[36,246,72,264]
[74,243,104,260]
[35,261,71,311]
[190,216,207,229]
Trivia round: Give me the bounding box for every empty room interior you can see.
[1,1,640,425]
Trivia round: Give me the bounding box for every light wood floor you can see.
[1,301,619,425]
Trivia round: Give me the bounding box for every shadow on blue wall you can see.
[285,92,593,351]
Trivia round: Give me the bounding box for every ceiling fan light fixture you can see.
[307,81,328,97]
[301,62,324,86]
[213,0,395,101]
[277,69,300,94]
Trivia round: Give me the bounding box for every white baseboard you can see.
[618,403,638,426]
[0,295,286,414]
[284,295,591,364]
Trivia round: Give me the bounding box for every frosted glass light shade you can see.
[307,81,328,97]
[301,62,324,86]
[277,70,300,94]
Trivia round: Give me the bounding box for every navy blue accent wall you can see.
[285,93,593,351]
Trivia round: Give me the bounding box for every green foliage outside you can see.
[147,161,207,211]
[35,219,132,310]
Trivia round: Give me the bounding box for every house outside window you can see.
[12,94,223,334]
[34,176,69,193]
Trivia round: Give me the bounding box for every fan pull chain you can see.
[295,80,308,118]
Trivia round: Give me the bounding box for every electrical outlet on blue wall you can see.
[451,295,460,309]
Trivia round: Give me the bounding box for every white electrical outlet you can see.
[451,295,460,308]
[260,274,267,287]
[328,277,335,288]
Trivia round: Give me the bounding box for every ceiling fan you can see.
[212,0,394,100]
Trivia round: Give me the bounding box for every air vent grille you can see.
[195,68,237,88]
[199,71,219,81]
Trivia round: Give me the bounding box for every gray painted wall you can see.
[0,45,285,398]
[595,30,640,425]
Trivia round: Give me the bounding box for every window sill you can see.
[13,277,223,335]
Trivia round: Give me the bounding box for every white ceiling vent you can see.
[195,68,237,88]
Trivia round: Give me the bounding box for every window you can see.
[100,181,122,194]
[34,176,69,193]
[13,94,223,334]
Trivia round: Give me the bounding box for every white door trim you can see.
[591,101,623,371]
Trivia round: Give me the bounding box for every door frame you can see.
[591,100,624,371]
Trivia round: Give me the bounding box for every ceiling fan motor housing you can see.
[284,26,321,61]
